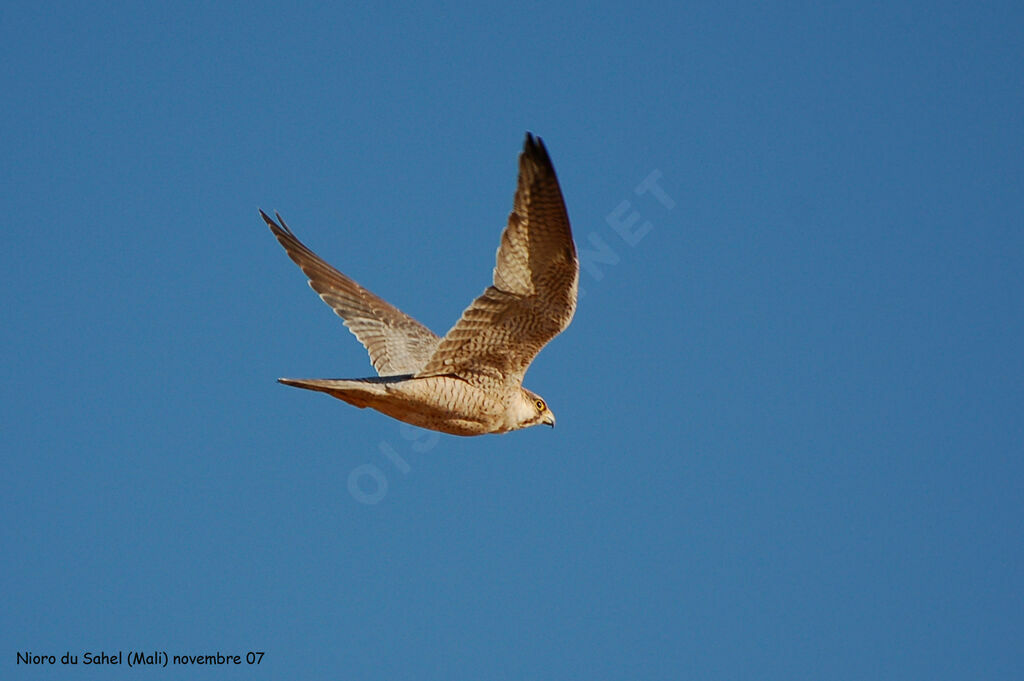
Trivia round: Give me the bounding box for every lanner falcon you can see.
[260,133,578,436]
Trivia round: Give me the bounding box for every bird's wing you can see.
[417,134,578,389]
[260,210,440,376]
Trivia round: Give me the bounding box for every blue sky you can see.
[3,1,1022,679]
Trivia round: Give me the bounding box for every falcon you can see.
[260,133,578,436]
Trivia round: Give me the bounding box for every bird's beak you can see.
[543,413,556,428]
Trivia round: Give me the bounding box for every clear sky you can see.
[3,1,1022,679]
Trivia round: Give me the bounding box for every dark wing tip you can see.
[522,132,555,173]
[258,208,296,238]
[258,208,278,229]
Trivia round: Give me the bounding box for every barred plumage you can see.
[260,133,577,436]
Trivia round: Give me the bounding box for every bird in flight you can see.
[260,133,578,436]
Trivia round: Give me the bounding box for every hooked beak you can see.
[543,413,556,428]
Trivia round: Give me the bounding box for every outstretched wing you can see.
[417,133,578,388]
[260,210,440,376]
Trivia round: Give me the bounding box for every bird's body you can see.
[260,133,577,436]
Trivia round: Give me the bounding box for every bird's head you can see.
[511,387,556,430]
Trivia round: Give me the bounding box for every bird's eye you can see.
[535,399,545,411]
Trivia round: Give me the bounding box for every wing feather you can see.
[418,134,578,388]
[259,210,440,376]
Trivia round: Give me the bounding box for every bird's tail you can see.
[278,378,388,408]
